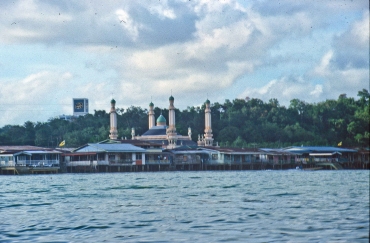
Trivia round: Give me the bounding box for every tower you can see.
[131,127,135,139]
[109,99,118,140]
[148,102,155,129]
[201,99,214,146]
[166,95,177,147]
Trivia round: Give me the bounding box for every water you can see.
[0,171,369,242]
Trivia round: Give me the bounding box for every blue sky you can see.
[0,0,368,127]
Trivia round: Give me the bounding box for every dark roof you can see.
[0,146,52,153]
[62,152,97,156]
[144,139,197,147]
[202,146,260,153]
[167,145,200,151]
[118,139,163,148]
[142,126,167,136]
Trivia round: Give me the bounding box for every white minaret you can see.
[166,95,177,147]
[188,127,192,140]
[109,99,118,140]
[131,127,135,139]
[168,95,176,130]
[148,101,155,129]
[204,99,213,146]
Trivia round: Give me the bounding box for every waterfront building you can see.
[0,146,61,174]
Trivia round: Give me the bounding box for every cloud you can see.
[313,11,369,98]
[0,70,121,126]
[0,71,74,126]
[239,76,325,106]
[0,0,368,127]
[331,11,369,69]
[115,9,142,41]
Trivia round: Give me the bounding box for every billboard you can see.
[73,98,89,116]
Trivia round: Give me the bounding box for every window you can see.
[108,154,115,161]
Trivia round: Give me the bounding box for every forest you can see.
[0,89,368,149]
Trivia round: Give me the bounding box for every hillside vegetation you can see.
[1,89,368,148]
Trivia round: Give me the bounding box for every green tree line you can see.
[0,89,368,148]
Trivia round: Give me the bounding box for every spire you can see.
[204,99,213,146]
[198,99,213,146]
[109,98,118,140]
[167,94,177,148]
[131,127,135,139]
[148,100,155,129]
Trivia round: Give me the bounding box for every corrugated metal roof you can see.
[14,150,62,156]
[75,143,145,153]
[284,146,357,154]
[170,150,209,155]
[0,146,52,152]
[201,146,260,153]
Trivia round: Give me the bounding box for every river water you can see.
[0,170,369,242]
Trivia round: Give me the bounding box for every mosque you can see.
[108,95,215,148]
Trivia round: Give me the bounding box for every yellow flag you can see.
[338,141,342,146]
[59,140,66,147]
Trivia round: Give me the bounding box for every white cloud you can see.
[147,0,177,20]
[115,9,142,40]
[0,71,74,125]
[310,84,323,97]
[239,76,326,106]
[314,50,333,76]
[0,0,368,127]
[313,11,369,98]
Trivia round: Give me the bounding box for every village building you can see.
[0,146,61,174]
[1,97,368,174]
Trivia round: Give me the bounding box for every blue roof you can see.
[284,146,357,154]
[75,143,145,153]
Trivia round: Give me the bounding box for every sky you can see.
[0,0,369,127]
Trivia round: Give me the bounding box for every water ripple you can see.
[0,171,368,242]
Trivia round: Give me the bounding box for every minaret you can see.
[168,95,176,130]
[166,95,177,147]
[188,127,192,140]
[131,127,135,139]
[204,99,213,146]
[148,102,155,129]
[109,99,118,140]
